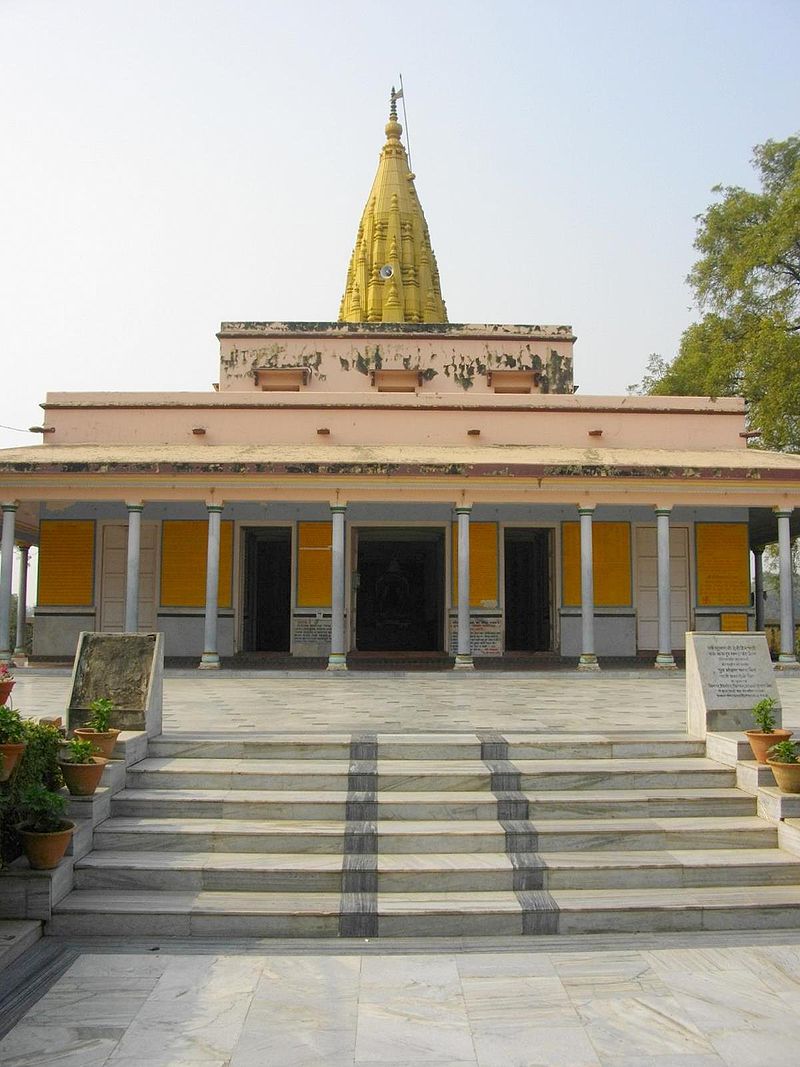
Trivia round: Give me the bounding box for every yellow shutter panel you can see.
[297,522,332,607]
[160,521,233,608]
[37,521,95,606]
[696,523,750,606]
[451,522,498,607]
[561,522,631,607]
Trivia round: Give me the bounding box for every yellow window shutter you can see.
[562,522,631,607]
[451,522,498,607]
[297,522,332,607]
[37,521,95,606]
[160,520,233,608]
[696,523,750,606]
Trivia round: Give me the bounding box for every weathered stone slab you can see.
[687,632,779,737]
[66,632,163,737]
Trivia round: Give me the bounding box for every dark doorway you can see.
[242,528,291,652]
[504,528,552,652]
[356,529,444,652]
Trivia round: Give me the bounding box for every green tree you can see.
[633,136,800,451]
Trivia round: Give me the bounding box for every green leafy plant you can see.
[1,720,64,865]
[0,705,25,744]
[60,737,97,764]
[752,697,778,733]
[768,739,800,764]
[86,698,115,732]
[18,783,68,833]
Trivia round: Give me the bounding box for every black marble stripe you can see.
[0,942,81,1040]
[517,889,560,934]
[339,733,379,938]
[478,731,560,936]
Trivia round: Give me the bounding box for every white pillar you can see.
[655,508,676,668]
[199,504,223,670]
[327,504,347,671]
[753,546,765,632]
[13,544,29,662]
[577,506,600,671]
[0,504,17,665]
[124,504,143,633]
[454,505,474,670]
[776,508,798,667]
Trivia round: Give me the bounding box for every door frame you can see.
[96,519,161,633]
[632,522,693,651]
[348,522,450,653]
[236,522,296,655]
[499,522,559,653]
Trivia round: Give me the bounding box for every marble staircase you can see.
[48,733,800,937]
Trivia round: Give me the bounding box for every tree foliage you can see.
[633,136,800,451]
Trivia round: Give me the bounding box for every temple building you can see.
[1,92,800,672]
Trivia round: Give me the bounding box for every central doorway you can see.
[504,528,553,652]
[354,528,445,652]
[242,528,291,652]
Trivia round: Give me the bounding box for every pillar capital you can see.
[577,505,595,517]
[329,504,347,515]
[1,502,18,513]
[454,505,472,516]
[774,506,794,518]
[205,503,224,514]
[654,506,672,517]
[125,502,144,513]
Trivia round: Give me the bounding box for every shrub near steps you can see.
[50,733,800,938]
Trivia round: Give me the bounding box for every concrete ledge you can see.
[758,786,800,823]
[706,733,752,768]
[736,761,774,795]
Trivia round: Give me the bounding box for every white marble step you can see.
[73,847,800,894]
[48,883,800,938]
[91,814,776,854]
[109,785,756,822]
[125,756,734,793]
[147,734,706,761]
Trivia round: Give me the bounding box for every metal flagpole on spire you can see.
[397,73,412,172]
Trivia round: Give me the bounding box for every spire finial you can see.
[390,86,398,121]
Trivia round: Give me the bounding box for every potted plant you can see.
[0,663,14,705]
[767,739,800,794]
[58,737,107,796]
[0,704,27,781]
[16,784,75,870]
[73,698,119,758]
[745,697,791,764]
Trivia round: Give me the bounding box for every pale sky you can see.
[2,0,799,451]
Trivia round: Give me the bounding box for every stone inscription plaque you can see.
[687,632,779,736]
[67,632,163,737]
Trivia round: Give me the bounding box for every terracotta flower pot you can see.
[767,759,800,794]
[72,728,120,758]
[58,756,108,796]
[0,679,14,705]
[0,741,26,781]
[746,729,793,764]
[16,820,75,870]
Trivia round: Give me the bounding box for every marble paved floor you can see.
[4,932,800,1065]
[11,669,800,734]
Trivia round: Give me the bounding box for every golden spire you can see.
[339,88,447,323]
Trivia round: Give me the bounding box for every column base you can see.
[326,654,348,671]
[12,652,28,668]
[198,653,221,670]
[577,654,600,672]
[453,654,474,671]
[654,654,678,670]
[775,655,800,670]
